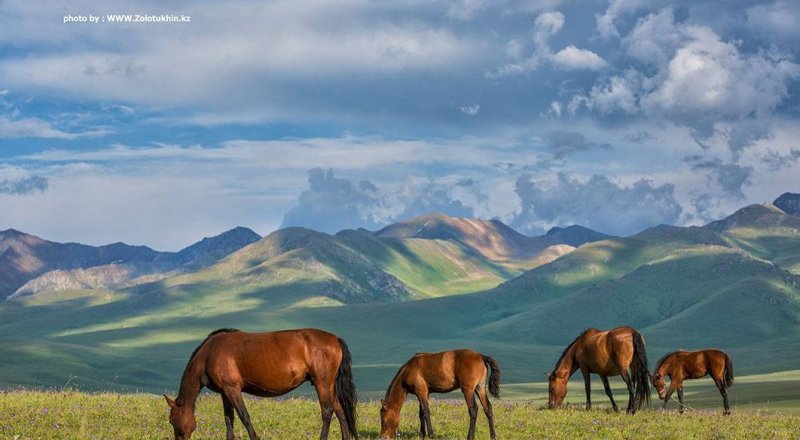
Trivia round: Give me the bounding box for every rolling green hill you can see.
[707,203,800,274]
[0,203,799,399]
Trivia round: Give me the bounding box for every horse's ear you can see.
[164,394,176,408]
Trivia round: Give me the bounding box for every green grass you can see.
[501,370,800,414]
[335,232,518,297]
[722,227,800,275]
[1,390,798,439]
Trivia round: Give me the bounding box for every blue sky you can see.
[1,0,799,249]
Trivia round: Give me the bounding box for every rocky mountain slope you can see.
[3,227,261,299]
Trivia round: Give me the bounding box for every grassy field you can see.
[500,370,800,414]
[1,389,798,440]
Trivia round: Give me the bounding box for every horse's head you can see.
[165,394,197,440]
[545,371,567,409]
[651,373,666,400]
[379,399,399,439]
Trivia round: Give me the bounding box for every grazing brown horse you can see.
[164,328,358,440]
[546,326,650,414]
[379,350,500,440]
[652,349,734,415]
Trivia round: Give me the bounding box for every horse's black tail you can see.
[723,353,734,388]
[482,355,501,398]
[631,330,651,410]
[336,338,358,439]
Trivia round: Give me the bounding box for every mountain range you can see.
[4,215,608,303]
[1,226,262,300]
[0,194,798,393]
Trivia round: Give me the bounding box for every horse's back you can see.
[578,327,639,375]
[202,328,343,396]
[663,349,726,379]
[409,349,486,393]
[699,349,728,375]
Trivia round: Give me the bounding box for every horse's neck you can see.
[385,371,408,410]
[657,357,674,377]
[555,344,578,378]
[176,355,204,407]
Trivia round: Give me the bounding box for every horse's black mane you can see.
[186,328,240,368]
[654,350,684,372]
[554,328,593,372]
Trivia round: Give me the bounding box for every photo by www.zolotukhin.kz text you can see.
[63,13,191,24]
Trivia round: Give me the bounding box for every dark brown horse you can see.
[164,328,358,440]
[546,326,650,414]
[652,349,734,415]
[379,350,500,440]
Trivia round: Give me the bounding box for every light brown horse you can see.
[652,349,734,415]
[546,326,650,414]
[379,350,500,440]
[164,328,358,440]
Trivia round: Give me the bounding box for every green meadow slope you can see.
[0,204,799,399]
[3,390,800,440]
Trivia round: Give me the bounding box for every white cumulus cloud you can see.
[490,10,608,77]
[551,45,609,70]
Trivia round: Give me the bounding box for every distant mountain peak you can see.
[174,226,261,268]
[544,224,612,247]
[545,224,599,235]
[705,203,800,232]
[0,226,262,300]
[193,226,260,244]
[774,192,800,215]
[375,213,608,261]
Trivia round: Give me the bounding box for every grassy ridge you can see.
[1,390,798,439]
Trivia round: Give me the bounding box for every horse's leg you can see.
[581,367,592,410]
[222,394,236,440]
[224,388,260,440]
[476,384,496,440]
[619,370,636,414]
[418,401,427,438]
[462,387,479,440]
[600,376,619,412]
[416,386,434,438]
[676,386,685,414]
[713,377,731,415]
[313,381,335,440]
[331,388,353,440]
[662,382,678,411]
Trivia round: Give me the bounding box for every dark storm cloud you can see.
[512,172,682,236]
[280,168,384,233]
[0,175,48,195]
[761,148,800,171]
[544,130,612,159]
[686,156,752,199]
[281,169,476,233]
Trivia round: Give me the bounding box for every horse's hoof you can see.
[723,411,731,416]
